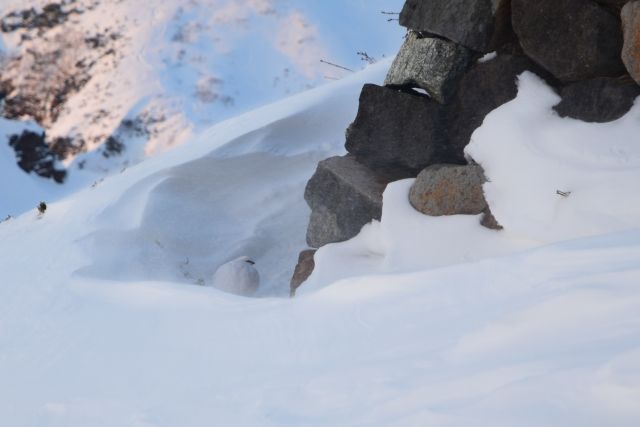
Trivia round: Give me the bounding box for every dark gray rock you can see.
[554,76,640,122]
[512,0,626,81]
[345,84,456,177]
[409,164,487,216]
[399,0,514,53]
[8,130,67,183]
[447,54,543,156]
[596,0,629,7]
[385,33,473,103]
[305,155,391,248]
[290,249,316,296]
[622,1,640,85]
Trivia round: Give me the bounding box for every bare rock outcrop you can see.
[345,84,457,178]
[399,0,514,53]
[304,155,392,248]
[385,32,473,103]
[512,0,626,81]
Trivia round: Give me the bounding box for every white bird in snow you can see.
[210,256,260,296]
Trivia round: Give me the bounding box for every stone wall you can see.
[291,0,640,294]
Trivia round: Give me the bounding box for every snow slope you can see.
[1,64,640,426]
[0,0,405,217]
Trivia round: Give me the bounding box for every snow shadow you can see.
[75,148,321,297]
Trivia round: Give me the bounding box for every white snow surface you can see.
[1,65,640,426]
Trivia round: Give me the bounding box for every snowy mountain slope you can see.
[0,0,405,215]
[0,59,392,296]
[1,59,640,426]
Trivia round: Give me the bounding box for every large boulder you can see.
[622,1,640,85]
[305,155,391,248]
[290,249,316,296]
[512,0,626,81]
[554,76,640,122]
[447,54,543,155]
[399,0,514,53]
[409,164,487,216]
[345,84,456,177]
[385,32,473,103]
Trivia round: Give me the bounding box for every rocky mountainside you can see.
[0,0,404,210]
[293,0,640,293]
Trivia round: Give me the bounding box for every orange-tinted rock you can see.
[622,1,640,84]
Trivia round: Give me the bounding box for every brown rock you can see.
[622,1,640,84]
[409,164,487,216]
[290,249,316,297]
[481,207,503,230]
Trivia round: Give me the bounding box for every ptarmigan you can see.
[210,256,260,296]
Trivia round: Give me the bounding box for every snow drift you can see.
[0,61,640,427]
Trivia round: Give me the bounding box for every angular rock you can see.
[305,155,391,248]
[554,76,640,122]
[622,1,640,84]
[409,164,487,216]
[399,0,514,52]
[385,32,473,103]
[290,249,316,297]
[345,84,456,177]
[512,0,626,81]
[447,54,543,155]
[481,207,503,230]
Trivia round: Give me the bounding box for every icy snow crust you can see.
[1,67,640,425]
